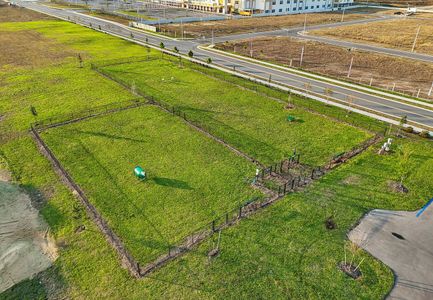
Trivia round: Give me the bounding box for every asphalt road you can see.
[16,1,433,131]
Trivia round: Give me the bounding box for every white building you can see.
[159,0,353,14]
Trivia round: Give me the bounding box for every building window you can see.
[311,5,314,8]
[265,9,269,12]
[299,6,302,9]
[317,5,319,8]
[272,9,275,12]
[287,0,290,3]
[279,8,282,11]
[272,1,276,4]
[280,0,283,4]
[293,7,296,10]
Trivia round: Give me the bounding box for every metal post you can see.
[283,183,287,194]
[411,25,421,53]
[225,213,229,224]
[303,14,307,33]
[291,179,295,189]
[239,206,242,218]
[212,220,215,232]
[347,56,353,78]
[300,46,304,67]
[428,82,433,97]
[392,83,396,92]
[311,168,315,179]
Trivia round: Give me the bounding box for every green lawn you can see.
[2,17,432,300]
[41,105,260,263]
[100,58,372,166]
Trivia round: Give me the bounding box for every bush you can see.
[419,130,431,139]
[403,126,413,133]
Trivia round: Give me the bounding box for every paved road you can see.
[17,1,433,131]
[211,16,433,64]
[350,205,433,300]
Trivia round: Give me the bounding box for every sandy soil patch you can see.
[216,36,433,98]
[0,181,58,294]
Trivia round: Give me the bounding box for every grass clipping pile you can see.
[0,170,57,293]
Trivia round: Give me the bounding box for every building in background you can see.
[158,0,353,14]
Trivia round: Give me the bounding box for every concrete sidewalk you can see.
[349,205,433,299]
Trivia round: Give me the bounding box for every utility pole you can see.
[303,14,307,33]
[212,28,215,46]
[411,25,420,52]
[300,46,304,67]
[428,82,433,97]
[347,56,353,78]
[181,19,184,39]
[341,9,345,22]
[250,39,253,57]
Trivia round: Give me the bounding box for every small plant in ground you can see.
[30,105,37,116]
[160,42,165,49]
[188,50,194,58]
[77,53,83,68]
[173,46,179,54]
[206,57,212,65]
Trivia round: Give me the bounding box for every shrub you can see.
[419,130,431,139]
[403,126,413,133]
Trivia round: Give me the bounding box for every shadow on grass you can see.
[152,177,193,190]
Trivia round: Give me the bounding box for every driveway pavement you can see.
[349,204,433,299]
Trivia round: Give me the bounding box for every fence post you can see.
[168,246,171,257]
[225,213,229,224]
[291,179,295,190]
[261,169,265,179]
[212,220,216,232]
[311,168,315,179]
[297,154,300,163]
[239,206,242,218]
[283,183,287,194]
[278,186,281,195]
[280,161,283,173]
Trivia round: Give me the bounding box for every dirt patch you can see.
[311,15,433,55]
[215,36,433,97]
[0,30,73,69]
[342,174,362,185]
[0,4,53,22]
[388,180,409,193]
[161,9,378,38]
[339,262,362,279]
[0,181,58,293]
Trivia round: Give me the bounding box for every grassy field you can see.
[1,9,431,299]
[41,105,260,262]
[312,15,433,55]
[215,36,433,98]
[100,58,372,166]
[160,9,380,38]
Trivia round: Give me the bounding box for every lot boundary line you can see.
[30,126,142,278]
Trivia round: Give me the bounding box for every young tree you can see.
[160,42,165,58]
[206,57,212,65]
[173,46,179,54]
[188,50,194,58]
[77,53,83,68]
[397,115,408,136]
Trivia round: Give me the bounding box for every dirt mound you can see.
[0,181,57,293]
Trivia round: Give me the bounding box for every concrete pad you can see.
[349,204,433,300]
